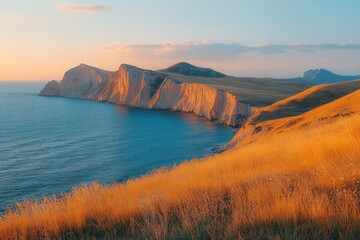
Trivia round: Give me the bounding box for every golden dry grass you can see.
[251,79,360,123]
[1,112,360,239]
[222,88,360,150]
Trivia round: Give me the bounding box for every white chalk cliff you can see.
[39,64,116,97]
[39,64,254,127]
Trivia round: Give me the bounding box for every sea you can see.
[0,81,235,212]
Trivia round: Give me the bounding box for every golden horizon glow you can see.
[2,1,360,80]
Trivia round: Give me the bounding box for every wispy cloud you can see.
[58,3,110,12]
[98,41,360,60]
[255,42,360,53]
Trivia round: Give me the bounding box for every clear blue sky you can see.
[1,0,360,80]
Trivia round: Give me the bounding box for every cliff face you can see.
[88,64,167,107]
[39,64,116,98]
[149,78,252,126]
[40,64,254,127]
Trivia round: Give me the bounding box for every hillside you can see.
[1,89,359,239]
[163,72,310,107]
[39,63,311,126]
[219,88,360,151]
[250,79,360,124]
[160,62,227,78]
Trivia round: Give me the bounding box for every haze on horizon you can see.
[1,0,360,80]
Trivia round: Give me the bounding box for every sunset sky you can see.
[1,0,360,80]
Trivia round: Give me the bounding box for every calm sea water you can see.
[0,81,235,212]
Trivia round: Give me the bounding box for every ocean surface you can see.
[0,81,235,212]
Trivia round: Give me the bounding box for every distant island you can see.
[302,68,360,84]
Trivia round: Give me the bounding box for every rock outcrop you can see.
[149,78,251,126]
[39,80,61,96]
[39,64,116,97]
[250,79,360,124]
[88,64,167,107]
[40,63,254,127]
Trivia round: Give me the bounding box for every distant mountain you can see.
[160,62,226,78]
[302,69,360,84]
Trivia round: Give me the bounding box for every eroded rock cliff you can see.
[88,64,167,107]
[40,64,254,127]
[39,63,116,98]
[149,78,251,126]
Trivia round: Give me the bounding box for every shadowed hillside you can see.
[1,90,360,239]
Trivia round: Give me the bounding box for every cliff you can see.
[39,63,116,98]
[39,80,61,96]
[40,64,254,127]
[149,78,252,126]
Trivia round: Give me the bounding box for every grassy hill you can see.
[221,87,360,151]
[250,78,360,124]
[1,90,359,239]
[160,63,310,107]
[160,62,227,78]
[164,73,310,107]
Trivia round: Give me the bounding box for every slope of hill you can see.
[160,62,226,78]
[162,72,310,106]
[250,79,360,124]
[219,88,360,151]
[1,90,360,239]
[302,68,360,84]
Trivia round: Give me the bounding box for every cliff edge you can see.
[40,63,254,127]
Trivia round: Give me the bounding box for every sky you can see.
[1,0,360,80]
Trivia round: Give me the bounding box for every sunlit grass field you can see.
[1,112,359,239]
